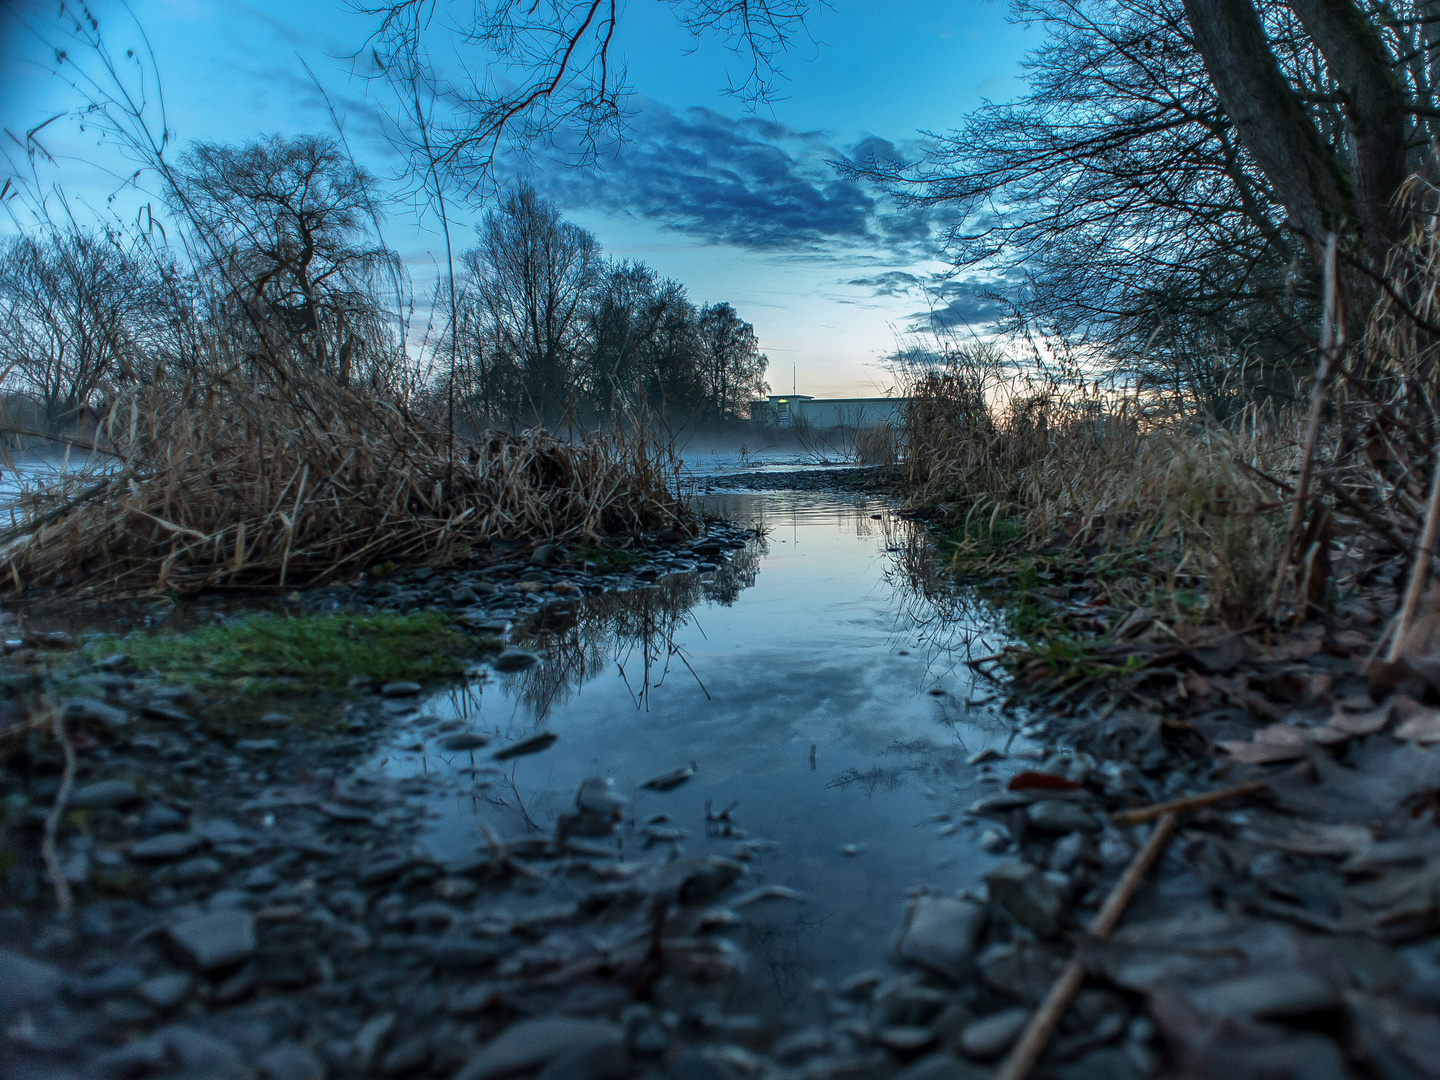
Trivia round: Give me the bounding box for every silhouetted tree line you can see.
[0,136,767,430]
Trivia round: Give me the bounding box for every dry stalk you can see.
[41,704,76,918]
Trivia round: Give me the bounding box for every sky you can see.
[0,0,1033,397]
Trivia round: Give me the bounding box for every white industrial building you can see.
[752,394,908,429]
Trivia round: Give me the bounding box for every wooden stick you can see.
[994,813,1179,1080]
[1388,441,1440,662]
[41,707,75,919]
[1108,778,1269,825]
[1268,233,1343,619]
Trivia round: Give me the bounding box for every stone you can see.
[1026,800,1101,833]
[235,738,279,752]
[259,1042,327,1080]
[433,877,478,902]
[439,732,489,751]
[492,731,557,760]
[131,832,204,861]
[173,856,223,884]
[143,804,187,831]
[70,778,140,810]
[959,1008,1031,1059]
[244,865,279,891]
[381,681,423,697]
[260,712,293,727]
[61,697,130,728]
[986,862,1065,937]
[353,1012,396,1072]
[429,936,516,970]
[894,895,987,981]
[62,851,91,886]
[1189,972,1340,1018]
[492,649,541,673]
[167,909,256,971]
[142,703,197,724]
[453,1017,626,1080]
[136,972,193,1009]
[381,1035,432,1076]
[895,1051,994,1080]
[65,963,145,1002]
[530,544,562,567]
[154,1024,250,1078]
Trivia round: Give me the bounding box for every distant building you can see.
[751,394,908,429]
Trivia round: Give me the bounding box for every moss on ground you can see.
[90,612,492,696]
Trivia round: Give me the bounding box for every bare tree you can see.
[461,183,601,422]
[174,135,397,377]
[697,302,768,420]
[0,224,168,426]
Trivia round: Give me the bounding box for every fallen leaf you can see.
[1218,739,1307,765]
[1328,697,1394,735]
[1007,771,1082,792]
[1395,709,1440,743]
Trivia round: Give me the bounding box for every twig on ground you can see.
[1108,778,1269,825]
[1387,442,1440,662]
[40,705,76,918]
[995,812,1179,1080]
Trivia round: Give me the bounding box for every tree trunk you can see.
[1287,0,1409,259]
[1181,0,1351,256]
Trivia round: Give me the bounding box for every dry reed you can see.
[0,363,693,598]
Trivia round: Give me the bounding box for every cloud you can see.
[846,270,922,297]
[525,99,936,258]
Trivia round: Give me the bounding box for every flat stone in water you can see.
[491,649,541,673]
[70,779,140,810]
[959,1007,1031,1059]
[1026,800,1101,833]
[439,732,489,751]
[492,731,557,760]
[131,832,204,861]
[381,681,423,697]
[234,738,279,752]
[0,948,64,1008]
[167,910,256,971]
[143,804,187,831]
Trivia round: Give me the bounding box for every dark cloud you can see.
[846,271,922,297]
[526,99,936,257]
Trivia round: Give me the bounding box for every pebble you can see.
[985,862,1064,938]
[894,895,987,981]
[980,827,1010,853]
[438,732,489,751]
[143,804,187,831]
[429,936,515,970]
[959,1007,1031,1059]
[65,963,145,1002]
[61,697,130,728]
[167,909,256,971]
[136,972,192,1009]
[258,1042,327,1080]
[491,649,541,672]
[260,712,293,727]
[234,738,279,752]
[69,778,141,810]
[381,681,423,697]
[172,856,223,884]
[243,865,279,890]
[1188,972,1340,1018]
[452,1017,625,1080]
[131,832,204,861]
[1026,799,1101,833]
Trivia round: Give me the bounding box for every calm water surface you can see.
[366,488,1016,1009]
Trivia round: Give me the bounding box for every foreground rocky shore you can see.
[3,473,1439,1080]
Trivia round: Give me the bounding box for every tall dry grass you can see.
[0,355,692,598]
[897,349,1295,625]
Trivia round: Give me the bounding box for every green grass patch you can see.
[90,612,487,695]
[572,544,645,571]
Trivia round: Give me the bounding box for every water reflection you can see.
[369,490,1017,1011]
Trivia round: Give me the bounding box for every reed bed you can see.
[898,355,1296,625]
[0,366,692,598]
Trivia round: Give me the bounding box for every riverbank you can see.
[5,469,1439,1080]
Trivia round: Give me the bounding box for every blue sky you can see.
[0,1,1031,396]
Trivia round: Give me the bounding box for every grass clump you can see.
[92,612,488,695]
